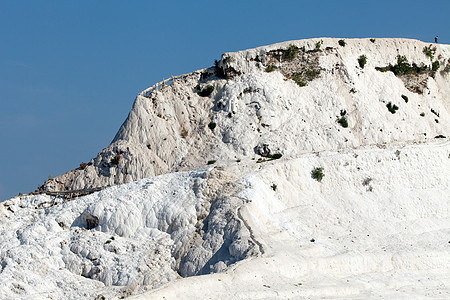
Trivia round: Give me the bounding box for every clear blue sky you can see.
[1,0,448,201]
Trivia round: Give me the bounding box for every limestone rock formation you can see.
[1,38,449,299]
[43,38,449,193]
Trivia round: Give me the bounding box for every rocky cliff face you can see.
[43,38,450,192]
[3,38,449,299]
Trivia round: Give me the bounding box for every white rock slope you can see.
[1,169,257,298]
[135,140,450,299]
[44,38,450,192]
[1,38,449,299]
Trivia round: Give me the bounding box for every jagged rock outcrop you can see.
[43,38,449,193]
[1,168,259,299]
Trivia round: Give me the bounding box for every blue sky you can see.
[0,0,448,201]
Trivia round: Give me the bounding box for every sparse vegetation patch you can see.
[286,67,321,87]
[401,95,408,103]
[289,72,307,87]
[386,102,399,114]
[311,167,324,182]
[358,55,367,68]
[265,44,322,87]
[315,40,323,51]
[432,60,440,72]
[198,85,214,97]
[337,117,348,128]
[338,40,346,47]
[283,44,299,60]
[376,55,428,76]
[423,44,437,60]
[265,65,277,72]
[375,55,435,93]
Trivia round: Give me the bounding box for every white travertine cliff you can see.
[1,38,449,299]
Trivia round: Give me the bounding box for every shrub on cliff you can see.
[337,117,348,128]
[386,102,399,114]
[423,44,436,60]
[283,44,299,60]
[358,55,367,68]
[311,167,324,182]
[265,65,277,72]
[199,85,214,97]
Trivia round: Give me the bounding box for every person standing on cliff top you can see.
[435,36,438,43]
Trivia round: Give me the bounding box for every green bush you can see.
[370,38,376,43]
[386,102,399,114]
[350,88,357,94]
[199,85,214,97]
[376,55,428,76]
[291,72,307,87]
[423,44,437,60]
[420,112,425,117]
[315,40,323,51]
[283,44,299,60]
[207,160,216,165]
[358,55,367,68]
[304,68,321,79]
[432,60,440,72]
[271,184,277,191]
[265,65,277,72]
[435,135,446,139]
[401,94,408,103]
[338,40,346,47]
[311,167,324,182]
[208,121,216,130]
[392,55,411,75]
[337,117,348,128]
